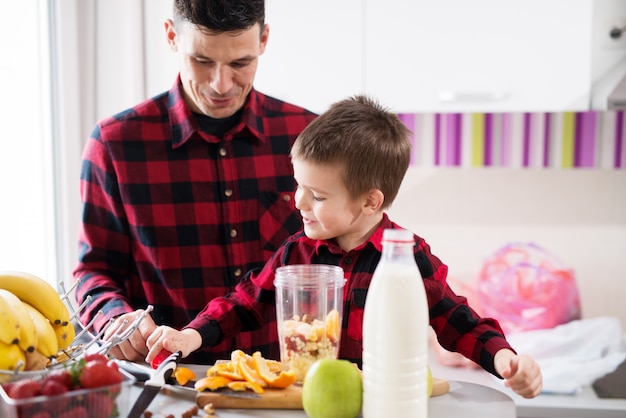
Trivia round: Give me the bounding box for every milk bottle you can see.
[362,228,429,418]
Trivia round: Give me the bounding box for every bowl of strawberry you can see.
[0,353,135,418]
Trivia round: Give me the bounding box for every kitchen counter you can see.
[128,364,516,418]
[429,360,626,418]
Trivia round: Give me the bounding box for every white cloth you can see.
[502,316,626,395]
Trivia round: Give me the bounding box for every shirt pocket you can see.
[258,190,300,257]
[346,288,368,342]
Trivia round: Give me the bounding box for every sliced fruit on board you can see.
[196,377,450,410]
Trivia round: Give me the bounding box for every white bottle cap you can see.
[382,228,414,243]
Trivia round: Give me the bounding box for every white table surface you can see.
[127,364,515,418]
[429,359,626,418]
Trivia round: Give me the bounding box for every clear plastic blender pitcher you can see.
[274,264,346,383]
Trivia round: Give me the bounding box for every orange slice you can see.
[217,369,245,380]
[206,362,231,377]
[194,375,233,391]
[265,359,284,374]
[227,380,265,394]
[237,354,268,387]
[325,309,340,341]
[174,366,196,386]
[252,351,296,389]
[267,370,296,389]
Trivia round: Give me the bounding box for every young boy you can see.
[145,95,543,398]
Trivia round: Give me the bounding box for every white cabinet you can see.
[255,0,363,113]
[257,0,621,114]
[364,0,591,113]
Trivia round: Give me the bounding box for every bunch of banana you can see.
[0,271,74,372]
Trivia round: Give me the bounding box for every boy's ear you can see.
[363,189,384,213]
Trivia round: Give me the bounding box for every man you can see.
[74,0,317,364]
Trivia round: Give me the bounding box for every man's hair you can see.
[173,0,265,34]
[291,95,411,209]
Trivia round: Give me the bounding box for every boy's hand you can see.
[145,325,202,364]
[495,349,543,398]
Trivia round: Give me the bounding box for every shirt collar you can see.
[312,213,395,255]
[167,75,266,148]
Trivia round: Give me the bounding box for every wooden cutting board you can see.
[196,378,450,410]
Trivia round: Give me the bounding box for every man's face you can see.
[165,20,268,119]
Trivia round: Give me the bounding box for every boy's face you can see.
[293,158,369,250]
[165,20,268,119]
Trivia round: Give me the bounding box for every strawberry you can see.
[40,379,69,396]
[6,379,41,399]
[79,361,124,389]
[83,353,109,364]
[58,405,88,418]
[40,379,71,414]
[87,392,114,418]
[43,369,73,390]
[30,412,52,418]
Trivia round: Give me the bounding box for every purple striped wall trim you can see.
[522,113,531,167]
[447,114,462,166]
[484,114,493,166]
[543,113,551,167]
[616,112,624,168]
[575,112,597,168]
[501,113,513,167]
[399,110,625,169]
[434,113,442,166]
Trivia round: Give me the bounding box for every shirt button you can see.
[230,229,238,238]
[282,194,291,202]
[234,268,242,277]
[219,148,227,157]
[344,256,353,264]
[224,189,233,197]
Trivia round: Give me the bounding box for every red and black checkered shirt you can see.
[74,77,317,364]
[194,214,513,376]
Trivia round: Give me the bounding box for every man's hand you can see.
[494,349,543,398]
[103,309,157,362]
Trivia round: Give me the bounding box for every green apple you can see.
[302,359,363,418]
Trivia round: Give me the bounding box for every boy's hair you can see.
[291,95,411,209]
[173,0,265,34]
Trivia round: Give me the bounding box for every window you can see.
[0,1,57,286]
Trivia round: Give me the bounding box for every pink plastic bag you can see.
[476,242,581,334]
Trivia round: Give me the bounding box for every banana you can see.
[53,322,75,351]
[24,350,49,371]
[0,289,37,353]
[0,270,71,326]
[0,340,25,372]
[0,290,20,346]
[22,302,59,358]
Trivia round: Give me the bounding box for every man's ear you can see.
[259,23,269,55]
[164,19,178,52]
[363,189,385,214]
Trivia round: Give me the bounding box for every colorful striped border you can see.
[401,111,626,169]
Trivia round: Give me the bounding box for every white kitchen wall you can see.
[388,168,626,332]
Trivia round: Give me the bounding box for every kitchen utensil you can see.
[127,350,181,418]
[116,360,152,382]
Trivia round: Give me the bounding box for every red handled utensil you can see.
[127,350,181,418]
